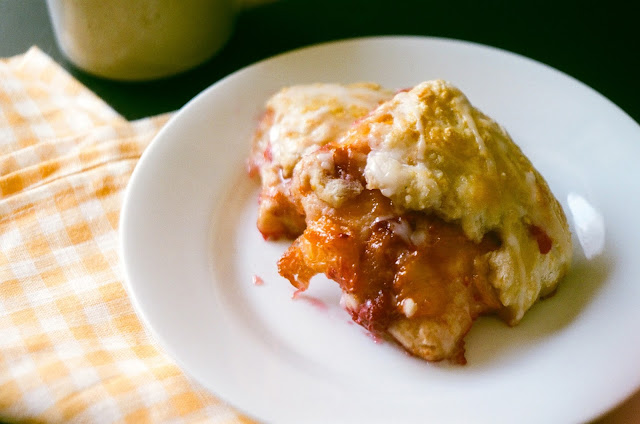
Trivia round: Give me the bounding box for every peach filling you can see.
[278,185,503,336]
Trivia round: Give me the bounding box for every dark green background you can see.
[1,0,638,123]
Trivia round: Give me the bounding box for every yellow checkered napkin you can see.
[0,48,254,424]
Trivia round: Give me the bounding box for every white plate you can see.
[120,36,640,423]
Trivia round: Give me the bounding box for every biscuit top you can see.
[359,80,538,241]
[264,82,393,179]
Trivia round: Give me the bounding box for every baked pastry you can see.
[248,83,393,239]
[276,80,572,363]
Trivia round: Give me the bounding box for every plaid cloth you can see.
[0,47,253,423]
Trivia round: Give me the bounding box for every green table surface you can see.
[1,0,638,123]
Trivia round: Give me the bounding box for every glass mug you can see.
[46,0,235,81]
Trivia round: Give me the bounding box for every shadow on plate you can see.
[465,252,612,367]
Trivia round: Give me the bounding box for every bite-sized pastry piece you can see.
[278,80,572,363]
[248,83,394,240]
